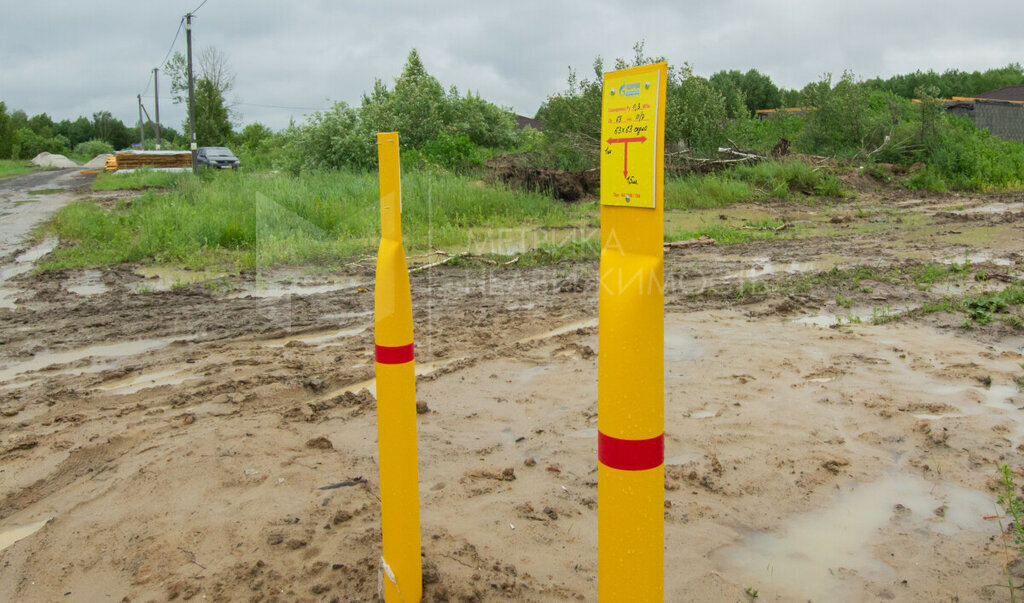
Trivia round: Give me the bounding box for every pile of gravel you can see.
[83,154,111,169]
[31,152,81,168]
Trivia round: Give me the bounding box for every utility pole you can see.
[153,68,161,149]
[137,94,145,149]
[186,12,196,172]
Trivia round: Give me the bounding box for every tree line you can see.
[0,102,181,160]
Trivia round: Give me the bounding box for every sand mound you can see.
[83,154,111,169]
[32,153,81,168]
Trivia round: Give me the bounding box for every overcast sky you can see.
[1,0,1022,134]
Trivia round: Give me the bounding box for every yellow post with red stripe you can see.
[597,62,667,601]
[374,131,422,602]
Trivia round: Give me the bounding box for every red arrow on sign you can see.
[606,136,647,177]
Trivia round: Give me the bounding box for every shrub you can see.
[11,127,70,159]
[73,139,114,158]
[285,49,517,171]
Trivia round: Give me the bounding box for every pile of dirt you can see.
[485,154,598,201]
[31,152,80,168]
[82,154,111,169]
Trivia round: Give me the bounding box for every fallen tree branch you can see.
[410,253,470,272]
[664,235,715,249]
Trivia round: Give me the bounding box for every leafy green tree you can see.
[361,49,450,147]
[165,47,235,103]
[237,122,273,149]
[73,139,115,158]
[54,116,96,147]
[708,74,748,119]
[800,72,888,156]
[667,67,729,153]
[10,110,28,132]
[92,111,133,150]
[741,69,781,113]
[710,69,780,115]
[0,102,11,159]
[865,64,1024,99]
[11,127,69,159]
[537,42,730,164]
[287,102,374,172]
[27,113,54,137]
[191,77,232,146]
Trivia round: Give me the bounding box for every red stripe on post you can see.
[598,431,664,471]
[375,343,414,364]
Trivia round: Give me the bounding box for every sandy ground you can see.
[0,170,1023,601]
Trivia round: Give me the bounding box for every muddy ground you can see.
[0,169,1023,601]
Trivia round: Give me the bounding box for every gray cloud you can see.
[1,0,1021,132]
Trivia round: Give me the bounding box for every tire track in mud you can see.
[0,435,137,521]
[0,188,1020,600]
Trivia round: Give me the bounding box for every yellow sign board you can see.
[600,64,664,208]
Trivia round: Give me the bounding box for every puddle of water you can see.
[793,310,873,328]
[0,239,59,283]
[724,257,855,281]
[915,382,1023,438]
[665,328,702,361]
[570,428,598,439]
[66,269,108,297]
[949,202,1023,216]
[262,327,366,348]
[506,303,536,311]
[316,358,465,402]
[0,287,17,310]
[14,238,59,263]
[233,277,368,299]
[320,310,373,321]
[132,267,227,292]
[664,208,816,234]
[719,474,992,602]
[95,368,194,395]
[926,281,1006,297]
[0,336,195,384]
[517,318,597,344]
[449,226,599,256]
[914,412,966,421]
[0,517,51,552]
[936,225,1024,251]
[521,365,554,380]
[793,304,919,328]
[0,263,33,282]
[942,251,1012,267]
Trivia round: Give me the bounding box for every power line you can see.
[139,72,152,97]
[159,17,185,69]
[151,97,329,112]
[190,0,209,15]
[137,16,184,98]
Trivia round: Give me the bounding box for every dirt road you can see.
[0,176,1022,601]
[0,169,93,258]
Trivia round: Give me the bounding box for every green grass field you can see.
[45,169,595,269]
[91,170,191,191]
[41,159,854,271]
[664,160,846,210]
[0,159,43,181]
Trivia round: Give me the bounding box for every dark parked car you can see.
[196,147,240,170]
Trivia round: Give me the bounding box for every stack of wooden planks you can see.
[106,151,192,172]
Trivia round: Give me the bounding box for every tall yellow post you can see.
[597,62,667,601]
[374,131,422,602]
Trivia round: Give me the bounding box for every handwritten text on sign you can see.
[600,70,661,208]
